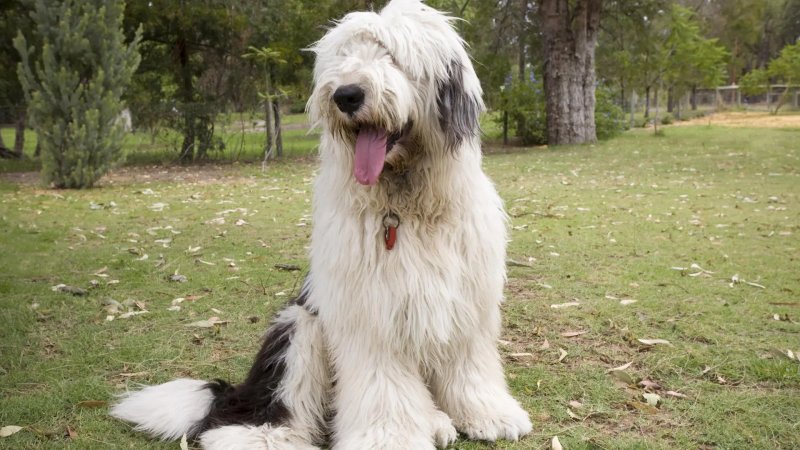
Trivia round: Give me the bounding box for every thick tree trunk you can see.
[539,0,600,145]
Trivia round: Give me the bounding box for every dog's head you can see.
[307,0,484,186]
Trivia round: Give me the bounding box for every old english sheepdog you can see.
[110,0,532,448]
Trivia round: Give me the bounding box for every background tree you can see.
[15,0,141,188]
[123,0,247,162]
[538,0,601,145]
[597,0,668,118]
[740,40,800,113]
[661,5,728,117]
[0,0,31,159]
[243,46,287,167]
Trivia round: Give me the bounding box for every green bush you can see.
[594,85,627,140]
[498,78,626,146]
[15,0,141,188]
[498,79,547,146]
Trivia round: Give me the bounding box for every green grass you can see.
[1,124,799,449]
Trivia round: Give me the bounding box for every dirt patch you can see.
[1,164,252,188]
[673,111,800,128]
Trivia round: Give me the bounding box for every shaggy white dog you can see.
[111,1,532,448]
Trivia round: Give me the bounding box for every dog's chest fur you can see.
[308,148,506,359]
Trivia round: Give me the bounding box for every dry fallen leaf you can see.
[0,426,23,437]
[620,299,638,305]
[642,392,661,407]
[508,352,534,361]
[180,433,189,450]
[119,311,148,319]
[665,390,688,399]
[51,284,87,296]
[557,348,568,363]
[551,436,563,450]
[185,317,228,328]
[638,379,662,391]
[170,273,188,283]
[626,400,659,415]
[568,400,583,409]
[551,301,580,309]
[607,362,633,372]
[608,369,635,385]
[638,338,673,346]
[560,330,588,338]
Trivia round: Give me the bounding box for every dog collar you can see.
[383,213,399,250]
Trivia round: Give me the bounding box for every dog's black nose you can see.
[333,84,365,114]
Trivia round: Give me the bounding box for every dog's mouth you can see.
[353,121,411,186]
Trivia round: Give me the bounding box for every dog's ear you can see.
[436,60,481,150]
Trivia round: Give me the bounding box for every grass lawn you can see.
[1,124,799,449]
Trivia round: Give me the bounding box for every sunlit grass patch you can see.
[1,125,799,449]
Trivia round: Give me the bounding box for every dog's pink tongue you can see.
[354,127,388,185]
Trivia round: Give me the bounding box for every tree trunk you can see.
[273,100,283,158]
[177,31,195,163]
[667,87,674,113]
[262,65,276,168]
[644,86,651,118]
[690,85,697,111]
[0,130,10,158]
[14,112,25,159]
[539,0,600,145]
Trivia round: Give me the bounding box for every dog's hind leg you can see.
[196,301,332,449]
[112,296,331,449]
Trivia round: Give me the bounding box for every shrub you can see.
[498,78,626,146]
[15,0,141,188]
[594,84,627,140]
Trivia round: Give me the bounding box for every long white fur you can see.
[110,1,531,448]
[305,1,531,448]
[200,425,319,450]
[109,378,214,440]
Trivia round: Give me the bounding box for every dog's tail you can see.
[110,377,215,440]
[111,297,330,449]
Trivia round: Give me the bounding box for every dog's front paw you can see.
[431,409,457,448]
[454,400,532,442]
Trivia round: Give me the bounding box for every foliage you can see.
[14,0,141,188]
[501,77,626,146]
[594,85,627,140]
[0,0,28,121]
[739,41,800,113]
[766,41,800,85]
[122,0,248,162]
[739,68,770,96]
[501,78,547,146]
[661,5,729,95]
